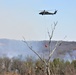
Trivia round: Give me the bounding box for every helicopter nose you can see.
[39,12,43,15]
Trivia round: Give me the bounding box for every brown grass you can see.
[3,72,19,75]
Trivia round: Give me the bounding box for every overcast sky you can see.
[0,0,76,41]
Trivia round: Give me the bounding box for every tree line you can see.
[0,56,76,75]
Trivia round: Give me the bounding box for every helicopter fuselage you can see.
[39,10,57,15]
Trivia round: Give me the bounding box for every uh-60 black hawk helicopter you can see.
[39,10,57,15]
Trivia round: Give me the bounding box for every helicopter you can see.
[39,10,57,15]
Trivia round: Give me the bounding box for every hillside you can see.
[0,39,76,61]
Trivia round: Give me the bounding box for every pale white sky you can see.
[0,0,76,41]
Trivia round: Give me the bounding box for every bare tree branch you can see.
[48,41,61,61]
[47,21,58,61]
[49,21,58,41]
[48,36,67,61]
[22,37,46,64]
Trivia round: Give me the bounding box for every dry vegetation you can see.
[0,56,76,75]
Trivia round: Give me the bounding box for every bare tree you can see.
[0,58,3,74]
[25,56,35,75]
[3,57,11,73]
[23,21,65,75]
[11,57,26,75]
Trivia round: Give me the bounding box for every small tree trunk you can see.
[46,64,50,75]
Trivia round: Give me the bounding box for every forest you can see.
[0,56,76,75]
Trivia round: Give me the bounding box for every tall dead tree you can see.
[23,21,64,75]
